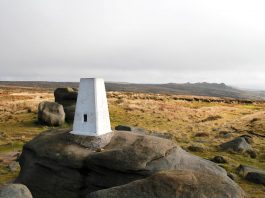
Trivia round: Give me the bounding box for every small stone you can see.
[38,101,65,126]
[246,172,265,185]
[219,131,232,138]
[194,132,209,137]
[246,150,257,159]
[187,144,206,152]
[96,148,104,152]
[115,125,132,131]
[211,156,227,164]
[219,137,254,154]
[237,165,265,185]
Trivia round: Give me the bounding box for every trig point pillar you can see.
[70,78,111,136]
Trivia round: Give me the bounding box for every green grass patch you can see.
[0,164,20,185]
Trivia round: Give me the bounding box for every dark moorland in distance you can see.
[0,81,265,100]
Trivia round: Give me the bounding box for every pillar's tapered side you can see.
[70,78,111,136]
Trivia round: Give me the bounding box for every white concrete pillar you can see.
[70,78,112,136]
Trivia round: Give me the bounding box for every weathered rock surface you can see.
[54,88,78,122]
[54,87,78,101]
[239,135,253,144]
[16,129,244,198]
[219,137,255,157]
[88,170,246,198]
[237,165,265,185]
[0,184,32,198]
[38,101,65,126]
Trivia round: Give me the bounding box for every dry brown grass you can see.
[0,88,265,196]
[108,91,265,197]
[0,86,53,122]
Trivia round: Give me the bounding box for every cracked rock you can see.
[16,129,243,198]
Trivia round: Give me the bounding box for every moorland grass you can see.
[0,88,265,197]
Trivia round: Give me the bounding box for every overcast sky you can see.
[0,0,265,89]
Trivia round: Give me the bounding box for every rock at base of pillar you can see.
[67,131,114,150]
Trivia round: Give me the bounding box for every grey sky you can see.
[0,0,265,89]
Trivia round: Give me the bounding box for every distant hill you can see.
[0,81,264,100]
[105,82,265,100]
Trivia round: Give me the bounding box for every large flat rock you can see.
[88,170,246,198]
[16,129,244,198]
